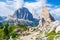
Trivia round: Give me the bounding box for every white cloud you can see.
[37,0,47,4]
[6,0,24,9]
[50,8,60,16]
[24,0,47,19]
[0,0,24,16]
[46,4,60,20]
[0,0,60,20]
[0,2,14,16]
[0,0,47,18]
[0,2,8,16]
[24,2,42,19]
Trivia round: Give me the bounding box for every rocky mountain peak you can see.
[42,6,49,15]
[38,6,55,27]
[8,7,39,26]
[12,7,39,22]
[42,6,55,22]
[13,7,33,20]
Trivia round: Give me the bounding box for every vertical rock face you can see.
[12,7,39,22]
[13,7,33,21]
[39,6,55,27]
[42,6,55,22]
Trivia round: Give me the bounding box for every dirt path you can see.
[19,31,39,40]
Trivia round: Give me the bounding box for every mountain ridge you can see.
[7,7,39,26]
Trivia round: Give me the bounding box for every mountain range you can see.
[6,7,39,26]
[0,16,6,22]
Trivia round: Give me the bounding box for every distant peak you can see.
[42,6,49,14]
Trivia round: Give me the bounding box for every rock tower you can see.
[39,6,55,27]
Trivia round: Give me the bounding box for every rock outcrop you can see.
[39,6,55,27]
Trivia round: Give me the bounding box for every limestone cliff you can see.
[39,6,55,27]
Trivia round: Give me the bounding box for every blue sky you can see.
[24,0,36,2]
[0,0,36,2]
[0,0,60,20]
[0,0,60,5]
[47,0,60,5]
